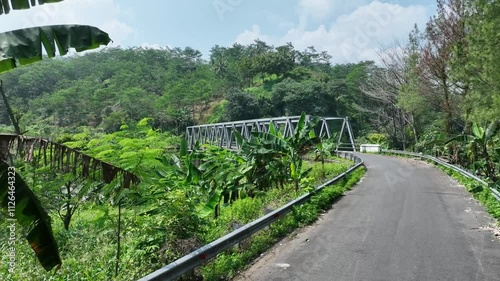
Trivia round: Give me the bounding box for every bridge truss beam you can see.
[185,116,356,151]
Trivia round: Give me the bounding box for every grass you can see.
[0,206,119,280]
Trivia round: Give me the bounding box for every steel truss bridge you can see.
[185,116,356,151]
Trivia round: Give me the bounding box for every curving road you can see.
[234,154,500,281]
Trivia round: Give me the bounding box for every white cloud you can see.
[235,25,273,46]
[0,0,134,47]
[235,1,430,64]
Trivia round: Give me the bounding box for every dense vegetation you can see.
[1,116,362,280]
[0,0,499,280]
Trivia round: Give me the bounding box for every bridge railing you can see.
[137,152,364,281]
[383,149,500,201]
[0,134,139,186]
[185,116,357,152]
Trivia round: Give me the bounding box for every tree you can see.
[359,47,411,149]
[224,89,261,121]
[421,0,467,136]
[397,25,428,145]
[271,78,332,117]
[452,0,500,125]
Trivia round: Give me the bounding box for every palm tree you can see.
[210,55,228,78]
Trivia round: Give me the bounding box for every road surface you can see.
[234,154,500,281]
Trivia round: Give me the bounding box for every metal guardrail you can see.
[383,150,500,201]
[138,152,364,281]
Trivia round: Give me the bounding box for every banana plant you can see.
[166,139,203,188]
[314,139,336,179]
[163,140,249,218]
[0,0,64,15]
[0,160,61,271]
[446,121,499,181]
[287,113,321,190]
[197,146,249,218]
[0,25,111,73]
[235,122,289,192]
[235,112,321,191]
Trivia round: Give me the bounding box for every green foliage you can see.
[67,119,180,181]
[270,78,332,116]
[366,133,388,146]
[0,25,111,73]
[125,189,204,275]
[0,160,61,271]
[235,113,320,193]
[201,197,264,243]
[444,122,499,182]
[307,161,351,182]
[0,205,117,280]
[206,100,227,124]
[452,0,500,125]
[224,89,262,121]
[0,47,220,133]
[0,0,64,15]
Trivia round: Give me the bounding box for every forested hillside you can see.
[0,43,377,138]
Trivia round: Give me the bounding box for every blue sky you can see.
[0,0,437,63]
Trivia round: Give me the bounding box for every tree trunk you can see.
[411,114,418,146]
[115,200,122,277]
[442,78,453,136]
[0,81,22,135]
[64,182,72,231]
[482,144,496,181]
[400,110,406,150]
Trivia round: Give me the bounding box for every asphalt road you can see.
[234,154,500,281]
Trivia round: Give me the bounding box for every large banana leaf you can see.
[0,0,64,15]
[0,24,111,73]
[0,160,61,271]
